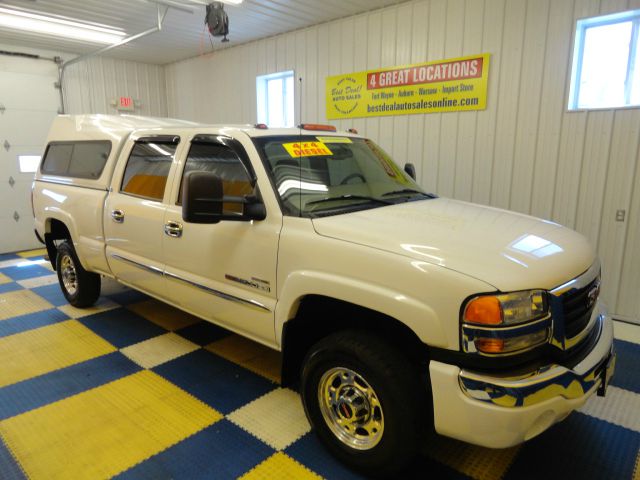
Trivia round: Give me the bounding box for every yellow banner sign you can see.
[326,53,490,119]
[283,141,333,157]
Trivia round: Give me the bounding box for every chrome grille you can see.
[559,276,600,339]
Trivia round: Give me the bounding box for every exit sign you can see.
[117,96,135,111]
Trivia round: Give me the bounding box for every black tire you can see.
[301,330,428,478]
[56,240,101,308]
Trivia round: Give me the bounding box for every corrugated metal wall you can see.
[166,0,637,323]
[64,57,167,117]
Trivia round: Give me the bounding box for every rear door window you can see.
[121,136,180,201]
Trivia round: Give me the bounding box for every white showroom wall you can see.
[165,0,640,322]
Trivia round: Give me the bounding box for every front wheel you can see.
[301,330,428,477]
[56,241,101,308]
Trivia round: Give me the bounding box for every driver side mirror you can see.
[182,171,266,224]
[404,163,417,180]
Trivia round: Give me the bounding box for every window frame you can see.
[256,70,295,127]
[569,9,640,111]
[40,140,112,179]
[119,136,180,202]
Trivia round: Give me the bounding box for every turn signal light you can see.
[476,338,505,353]
[464,296,502,325]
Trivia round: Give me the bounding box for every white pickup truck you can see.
[33,114,615,476]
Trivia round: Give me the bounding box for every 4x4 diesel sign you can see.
[326,53,490,119]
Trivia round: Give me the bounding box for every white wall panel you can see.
[164,0,640,321]
[64,57,167,117]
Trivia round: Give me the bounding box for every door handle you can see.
[164,221,183,238]
[111,210,125,223]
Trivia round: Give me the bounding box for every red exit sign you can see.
[117,96,135,111]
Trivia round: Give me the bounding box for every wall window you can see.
[257,70,295,127]
[121,137,179,201]
[18,155,41,173]
[569,9,640,110]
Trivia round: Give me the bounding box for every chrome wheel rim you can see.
[318,367,384,450]
[60,254,78,296]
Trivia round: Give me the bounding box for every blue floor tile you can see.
[0,253,20,262]
[78,308,166,348]
[0,438,26,480]
[31,284,67,307]
[611,339,640,394]
[1,264,51,281]
[0,309,69,339]
[504,412,640,480]
[153,349,276,414]
[175,321,231,346]
[115,420,274,480]
[104,289,149,306]
[0,352,141,420]
[0,283,22,294]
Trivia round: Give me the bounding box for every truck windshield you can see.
[253,135,433,217]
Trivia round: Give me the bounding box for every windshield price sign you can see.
[326,53,490,119]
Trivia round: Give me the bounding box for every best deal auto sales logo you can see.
[331,77,362,114]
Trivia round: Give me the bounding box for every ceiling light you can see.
[0,7,126,44]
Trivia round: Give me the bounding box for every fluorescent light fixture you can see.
[0,6,126,44]
[18,155,41,173]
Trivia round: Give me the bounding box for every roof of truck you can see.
[46,114,360,143]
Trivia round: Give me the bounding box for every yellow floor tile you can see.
[58,297,119,318]
[0,272,11,285]
[0,290,53,321]
[17,248,47,258]
[0,370,222,480]
[206,335,281,383]
[423,436,520,480]
[240,452,321,480]
[128,299,200,331]
[121,333,200,369]
[634,448,640,480]
[0,319,115,388]
[227,388,310,450]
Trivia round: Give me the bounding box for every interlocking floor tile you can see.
[579,385,640,432]
[0,263,51,281]
[121,333,200,369]
[0,283,22,295]
[78,308,166,348]
[0,309,69,338]
[116,420,274,480]
[0,371,222,480]
[0,290,53,320]
[206,334,281,383]
[0,437,25,480]
[30,284,68,307]
[227,388,311,451]
[611,339,640,394]
[176,320,232,346]
[17,274,58,289]
[0,319,116,388]
[0,352,141,420]
[504,413,640,480]
[240,452,321,480]
[16,249,47,258]
[128,299,200,331]
[58,297,119,319]
[0,272,11,285]
[154,349,276,414]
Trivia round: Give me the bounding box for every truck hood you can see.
[311,198,595,291]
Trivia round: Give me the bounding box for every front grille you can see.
[560,276,600,339]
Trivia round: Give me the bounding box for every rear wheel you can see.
[56,241,101,308]
[301,330,428,477]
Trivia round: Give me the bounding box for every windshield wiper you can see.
[381,188,434,198]
[306,194,393,207]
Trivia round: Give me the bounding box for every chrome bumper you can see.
[458,313,615,408]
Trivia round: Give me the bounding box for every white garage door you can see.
[0,54,60,254]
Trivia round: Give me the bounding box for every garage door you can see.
[0,54,60,254]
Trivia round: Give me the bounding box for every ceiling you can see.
[0,0,409,65]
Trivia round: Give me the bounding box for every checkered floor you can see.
[0,249,639,480]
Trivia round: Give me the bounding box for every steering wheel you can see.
[340,173,366,185]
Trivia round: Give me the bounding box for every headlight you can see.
[461,290,550,355]
[463,290,547,326]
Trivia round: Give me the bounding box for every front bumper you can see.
[429,311,615,448]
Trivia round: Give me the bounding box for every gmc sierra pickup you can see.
[33,114,615,476]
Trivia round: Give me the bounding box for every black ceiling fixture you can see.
[205,2,230,43]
